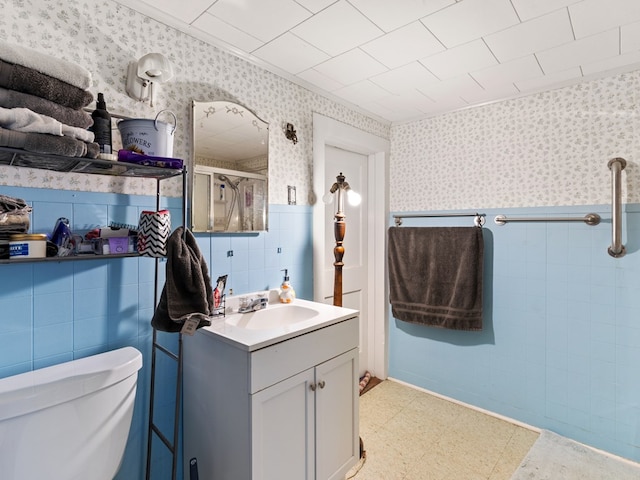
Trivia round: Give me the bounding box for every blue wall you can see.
[389,204,640,461]
[0,186,313,480]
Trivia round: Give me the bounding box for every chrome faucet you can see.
[238,296,268,313]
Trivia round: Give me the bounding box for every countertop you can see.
[195,291,359,352]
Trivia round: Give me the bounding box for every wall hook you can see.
[284,123,298,144]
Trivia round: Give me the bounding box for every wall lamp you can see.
[125,53,174,107]
[323,172,361,307]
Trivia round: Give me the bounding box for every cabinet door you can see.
[252,367,315,480]
[315,348,359,480]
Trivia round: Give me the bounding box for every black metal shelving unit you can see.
[0,146,187,480]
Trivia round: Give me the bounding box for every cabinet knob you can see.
[318,380,325,389]
[309,383,317,391]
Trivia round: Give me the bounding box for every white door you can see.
[322,147,368,371]
[312,113,390,380]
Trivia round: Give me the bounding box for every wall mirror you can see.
[191,100,269,232]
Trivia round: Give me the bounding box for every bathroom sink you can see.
[225,304,319,330]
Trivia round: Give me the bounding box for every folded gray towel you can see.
[0,59,93,109]
[0,194,28,212]
[0,106,94,142]
[0,87,93,129]
[0,126,99,158]
[388,226,484,331]
[0,39,92,90]
[152,227,214,333]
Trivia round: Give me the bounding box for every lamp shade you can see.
[136,53,174,83]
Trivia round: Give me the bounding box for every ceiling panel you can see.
[484,10,574,63]
[113,0,640,124]
[291,1,383,56]
[420,0,520,48]
[360,22,445,69]
[419,39,497,80]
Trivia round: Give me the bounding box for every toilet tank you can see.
[0,346,143,480]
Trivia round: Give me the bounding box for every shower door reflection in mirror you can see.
[193,165,267,232]
[191,100,269,232]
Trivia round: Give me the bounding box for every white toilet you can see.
[0,346,143,480]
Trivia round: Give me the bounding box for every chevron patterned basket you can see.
[137,210,171,257]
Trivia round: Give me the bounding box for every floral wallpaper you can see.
[391,70,640,211]
[0,0,389,204]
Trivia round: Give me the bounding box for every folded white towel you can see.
[0,106,94,143]
[0,39,92,91]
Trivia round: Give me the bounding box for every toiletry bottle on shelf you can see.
[90,93,112,157]
[279,269,296,303]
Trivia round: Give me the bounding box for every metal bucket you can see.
[117,110,177,157]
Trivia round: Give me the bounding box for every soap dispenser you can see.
[279,269,296,304]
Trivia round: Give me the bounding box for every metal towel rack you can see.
[494,213,601,226]
[608,157,626,258]
[393,212,485,227]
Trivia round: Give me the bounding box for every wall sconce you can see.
[284,123,297,144]
[323,172,361,307]
[125,53,174,107]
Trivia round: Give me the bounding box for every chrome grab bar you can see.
[607,157,626,258]
[494,214,601,226]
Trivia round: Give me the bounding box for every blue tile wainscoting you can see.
[0,186,313,480]
[388,204,640,463]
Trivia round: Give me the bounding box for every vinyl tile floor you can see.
[346,379,539,480]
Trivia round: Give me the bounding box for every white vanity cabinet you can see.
[183,314,359,480]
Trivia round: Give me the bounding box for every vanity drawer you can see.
[249,316,358,393]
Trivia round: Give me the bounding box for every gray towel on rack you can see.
[0,126,99,158]
[0,87,93,129]
[0,59,93,109]
[152,227,214,333]
[388,226,484,331]
[0,39,93,90]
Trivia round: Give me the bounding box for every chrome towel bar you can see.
[393,212,485,227]
[494,213,601,226]
[607,157,626,258]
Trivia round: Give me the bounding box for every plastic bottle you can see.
[90,93,112,157]
[279,269,296,304]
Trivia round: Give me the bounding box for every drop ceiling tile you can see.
[333,80,391,105]
[621,21,640,53]
[291,1,383,56]
[581,51,640,76]
[511,0,581,22]
[485,9,574,63]
[370,62,440,94]
[134,0,213,24]
[360,22,444,69]
[375,90,436,114]
[348,0,455,32]
[417,74,483,102]
[472,55,543,89]
[460,83,520,104]
[420,0,519,48]
[192,12,263,53]
[419,39,497,80]
[206,0,312,43]
[253,33,329,74]
[515,67,582,93]
[537,29,620,74]
[296,68,345,91]
[313,48,388,85]
[294,0,338,13]
[569,0,640,39]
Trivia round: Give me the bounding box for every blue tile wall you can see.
[0,186,313,480]
[388,204,640,462]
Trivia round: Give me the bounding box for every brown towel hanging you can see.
[388,226,484,331]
